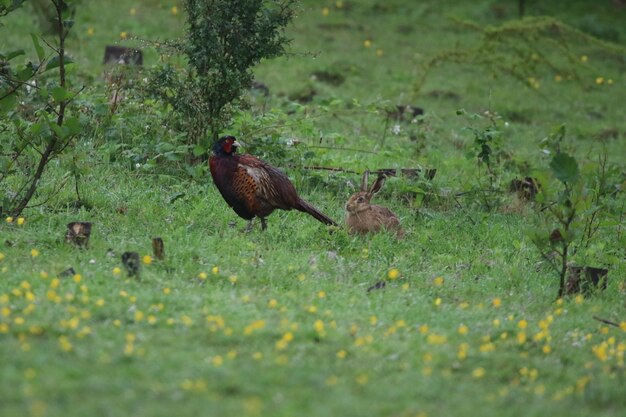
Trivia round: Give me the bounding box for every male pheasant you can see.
[209,136,338,230]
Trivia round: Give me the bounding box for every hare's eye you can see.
[357,196,365,203]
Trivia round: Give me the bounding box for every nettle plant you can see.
[1,0,84,216]
[530,125,621,298]
[458,109,507,210]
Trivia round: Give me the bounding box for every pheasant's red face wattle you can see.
[223,140,232,154]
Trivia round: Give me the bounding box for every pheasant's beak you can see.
[233,140,243,148]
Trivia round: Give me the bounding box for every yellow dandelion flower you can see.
[228,275,238,284]
[6,217,14,223]
[619,321,626,332]
[113,267,122,276]
[336,349,347,359]
[480,342,495,353]
[317,290,326,298]
[252,351,263,361]
[434,297,442,307]
[356,374,369,385]
[401,283,410,291]
[517,332,527,344]
[492,297,502,308]
[574,294,584,304]
[595,77,604,85]
[142,255,152,265]
[268,299,278,308]
[308,305,317,314]
[607,79,613,85]
[120,32,128,40]
[0,253,4,261]
[171,6,179,15]
[543,345,551,354]
[580,55,588,63]
[212,355,223,367]
[31,249,40,258]
[419,324,429,334]
[86,27,94,36]
[17,217,25,226]
[376,49,383,57]
[326,375,338,386]
[73,274,82,283]
[363,39,372,48]
[433,276,444,286]
[58,336,73,352]
[322,7,330,16]
[472,367,485,378]
[211,266,219,275]
[314,319,325,333]
[387,268,400,280]
[134,311,144,322]
[554,74,563,82]
[426,333,447,345]
[458,324,469,335]
[518,319,528,329]
[198,272,207,280]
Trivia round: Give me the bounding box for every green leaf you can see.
[30,34,44,61]
[192,145,206,157]
[550,152,579,184]
[0,91,17,114]
[2,48,25,61]
[50,86,68,102]
[64,116,81,136]
[44,55,74,72]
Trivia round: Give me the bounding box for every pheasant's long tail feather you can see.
[296,198,338,226]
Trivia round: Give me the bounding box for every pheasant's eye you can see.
[357,196,364,203]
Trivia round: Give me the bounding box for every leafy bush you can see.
[144,0,298,159]
[0,0,84,216]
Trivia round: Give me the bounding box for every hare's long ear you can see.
[368,174,386,197]
[360,170,370,192]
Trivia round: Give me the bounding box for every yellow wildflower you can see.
[387,268,400,280]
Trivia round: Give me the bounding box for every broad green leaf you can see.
[550,152,579,184]
[50,86,69,102]
[49,122,66,140]
[2,48,24,61]
[64,116,81,136]
[16,63,35,81]
[192,145,206,157]
[0,91,17,113]
[30,34,44,61]
[44,55,74,72]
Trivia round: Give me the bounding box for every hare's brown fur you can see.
[345,171,404,238]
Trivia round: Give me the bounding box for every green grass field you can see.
[1,1,625,416]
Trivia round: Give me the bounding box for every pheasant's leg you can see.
[260,218,268,231]
[244,220,255,233]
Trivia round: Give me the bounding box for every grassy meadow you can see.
[1,1,625,417]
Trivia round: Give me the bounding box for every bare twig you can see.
[592,316,620,328]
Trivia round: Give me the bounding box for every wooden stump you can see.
[65,222,92,247]
[565,266,609,295]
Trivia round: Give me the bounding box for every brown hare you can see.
[345,171,404,238]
